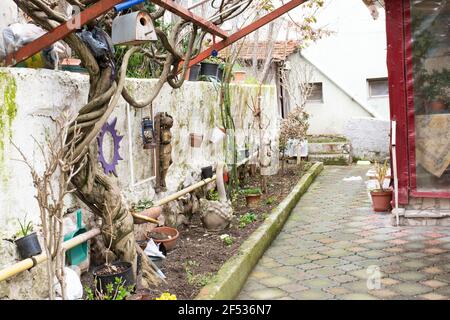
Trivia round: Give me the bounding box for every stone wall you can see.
[343,117,390,162]
[0,68,280,299]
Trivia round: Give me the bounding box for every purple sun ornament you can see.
[97,117,123,176]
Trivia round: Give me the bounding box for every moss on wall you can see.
[0,71,17,177]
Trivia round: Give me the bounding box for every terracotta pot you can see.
[232,71,247,83]
[245,194,261,208]
[133,206,162,225]
[370,190,393,212]
[146,226,179,251]
[429,100,446,113]
[190,133,203,148]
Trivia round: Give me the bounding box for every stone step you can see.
[308,153,352,165]
[308,142,350,155]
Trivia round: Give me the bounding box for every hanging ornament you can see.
[142,116,156,149]
[97,117,123,177]
[211,49,218,57]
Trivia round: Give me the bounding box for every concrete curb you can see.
[195,162,324,300]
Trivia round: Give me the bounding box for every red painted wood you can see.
[187,0,308,68]
[4,0,124,67]
[385,0,409,204]
[151,0,228,38]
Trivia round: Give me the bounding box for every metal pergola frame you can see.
[3,0,307,68]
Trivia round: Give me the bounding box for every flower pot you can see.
[429,100,446,113]
[201,166,213,179]
[93,261,135,295]
[245,194,261,208]
[188,64,201,81]
[232,70,247,83]
[133,206,162,225]
[190,133,203,148]
[200,62,223,81]
[370,190,393,212]
[146,226,179,251]
[15,232,42,260]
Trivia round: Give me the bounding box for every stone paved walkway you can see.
[237,166,450,300]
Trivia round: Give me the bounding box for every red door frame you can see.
[386,0,409,204]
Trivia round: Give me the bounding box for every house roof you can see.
[219,40,301,61]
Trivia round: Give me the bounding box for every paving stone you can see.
[369,289,398,299]
[421,280,447,289]
[419,293,448,300]
[279,282,309,293]
[325,287,350,296]
[399,260,429,270]
[312,267,345,277]
[337,263,361,272]
[259,276,292,287]
[434,273,450,283]
[381,278,400,286]
[422,266,444,274]
[391,271,428,281]
[358,250,390,259]
[330,274,358,284]
[289,289,333,300]
[248,288,288,300]
[298,262,322,271]
[303,278,337,289]
[249,270,273,279]
[391,283,433,296]
[340,293,378,300]
[316,257,347,267]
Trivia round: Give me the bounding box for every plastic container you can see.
[64,210,88,266]
[15,232,42,259]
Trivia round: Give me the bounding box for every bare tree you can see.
[279,62,313,169]
[12,110,87,300]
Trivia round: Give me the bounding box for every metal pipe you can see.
[0,228,101,282]
[114,0,146,12]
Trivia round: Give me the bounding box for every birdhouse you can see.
[112,11,157,45]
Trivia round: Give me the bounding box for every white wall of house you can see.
[301,0,390,120]
[287,53,373,135]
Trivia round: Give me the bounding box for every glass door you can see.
[407,0,450,196]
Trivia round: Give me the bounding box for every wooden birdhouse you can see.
[112,11,157,45]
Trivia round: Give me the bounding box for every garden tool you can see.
[64,210,88,266]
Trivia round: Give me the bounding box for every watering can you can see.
[64,210,88,266]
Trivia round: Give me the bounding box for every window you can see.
[368,78,389,98]
[307,83,323,103]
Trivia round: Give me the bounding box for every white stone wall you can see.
[0,68,279,299]
[344,117,390,161]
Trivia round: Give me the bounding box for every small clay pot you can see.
[190,133,203,148]
[370,190,393,212]
[133,206,162,225]
[245,194,261,208]
[232,70,247,83]
[146,226,179,251]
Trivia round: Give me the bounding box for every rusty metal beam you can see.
[4,0,124,67]
[187,0,308,68]
[151,0,228,39]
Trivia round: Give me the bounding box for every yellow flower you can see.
[155,292,177,300]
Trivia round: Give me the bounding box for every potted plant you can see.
[14,216,42,260]
[421,69,450,113]
[232,64,247,83]
[199,57,224,81]
[241,188,262,208]
[188,63,201,81]
[131,199,162,224]
[370,160,393,212]
[145,226,179,251]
